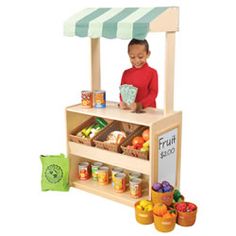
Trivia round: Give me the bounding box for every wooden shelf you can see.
[66,102,168,126]
[69,142,150,175]
[72,179,149,207]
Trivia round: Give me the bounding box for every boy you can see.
[120,39,158,112]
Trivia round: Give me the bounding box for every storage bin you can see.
[134,200,154,225]
[175,202,197,226]
[151,188,174,206]
[93,120,140,152]
[121,126,149,160]
[68,117,110,146]
[153,213,176,232]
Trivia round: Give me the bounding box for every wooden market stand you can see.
[64,7,181,206]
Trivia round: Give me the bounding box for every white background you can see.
[1,0,236,235]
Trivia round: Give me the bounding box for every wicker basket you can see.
[121,126,149,160]
[68,117,111,146]
[93,120,140,153]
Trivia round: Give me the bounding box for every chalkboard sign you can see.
[158,128,178,186]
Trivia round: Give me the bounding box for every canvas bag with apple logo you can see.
[40,154,69,191]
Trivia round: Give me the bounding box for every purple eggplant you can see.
[163,185,172,192]
[152,182,162,191]
[161,181,170,187]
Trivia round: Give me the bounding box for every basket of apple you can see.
[121,127,149,160]
[174,202,197,226]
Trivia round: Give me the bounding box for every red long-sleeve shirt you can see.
[120,63,158,108]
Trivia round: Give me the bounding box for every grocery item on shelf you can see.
[91,162,103,181]
[113,172,126,193]
[104,131,126,144]
[129,177,142,198]
[94,90,106,108]
[69,116,110,146]
[81,90,93,108]
[78,162,90,180]
[121,127,149,160]
[128,171,142,181]
[94,120,140,153]
[112,167,124,187]
[97,166,109,185]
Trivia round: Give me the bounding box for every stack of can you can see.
[129,172,142,198]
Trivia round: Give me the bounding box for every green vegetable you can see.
[95,117,107,128]
[174,189,181,202]
[84,125,94,137]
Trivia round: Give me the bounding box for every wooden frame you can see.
[66,103,182,206]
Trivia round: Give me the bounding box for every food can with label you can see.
[78,162,90,180]
[129,177,142,198]
[112,167,124,187]
[94,90,106,108]
[91,162,103,181]
[81,90,93,108]
[114,172,126,193]
[128,172,142,187]
[128,172,142,181]
[97,166,109,185]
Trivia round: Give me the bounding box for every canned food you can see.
[81,90,93,108]
[97,166,109,185]
[78,162,90,180]
[91,162,103,181]
[94,90,106,108]
[129,172,142,181]
[112,167,124,187]
[114,172,126,193]
[129,177,142,198]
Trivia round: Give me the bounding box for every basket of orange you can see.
[153,203,177,232]
[121,127,150,160]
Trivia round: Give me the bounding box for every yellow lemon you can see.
[145,205,153,212]
[136,205,143,210]
[139,200,151,208]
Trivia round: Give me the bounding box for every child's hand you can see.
[120,101,129,110]
[130,102,143,112]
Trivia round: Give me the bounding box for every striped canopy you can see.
[64,7,178,40]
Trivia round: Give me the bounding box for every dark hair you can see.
[128,39,149,53]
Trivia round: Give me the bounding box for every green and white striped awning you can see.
[64,7,179,40]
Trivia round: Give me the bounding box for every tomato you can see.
[132,136,145,146]
[142,129,149,141]
[133,143,143,150]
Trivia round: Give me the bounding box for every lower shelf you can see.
[71,179,149,207]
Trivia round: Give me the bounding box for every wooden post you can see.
[164,32,176,115]
[91,38,101,91]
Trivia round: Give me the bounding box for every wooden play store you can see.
[64,7,181,207]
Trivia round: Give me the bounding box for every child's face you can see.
[128,44,150,69]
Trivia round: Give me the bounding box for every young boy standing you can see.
[120,39,158,111]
